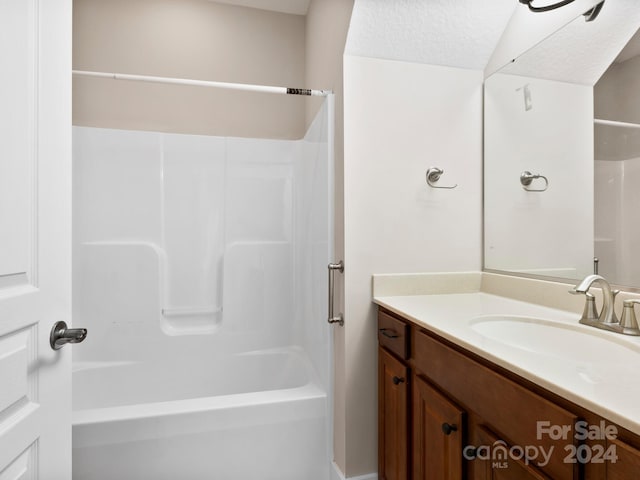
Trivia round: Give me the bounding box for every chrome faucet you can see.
[571,274,618,329]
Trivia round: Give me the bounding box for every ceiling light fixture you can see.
[518,0,605,22]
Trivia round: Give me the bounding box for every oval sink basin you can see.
[469,315,640,365]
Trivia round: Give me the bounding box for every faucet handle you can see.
[582,292,599,322]
[569,290,599,323]
[620,299,640,336]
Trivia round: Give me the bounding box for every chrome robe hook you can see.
[426,167,457,189]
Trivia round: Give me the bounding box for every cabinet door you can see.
[413,375,465,480]
[606,437,640,480]
[471,426,550,480]
[379,347,409,480]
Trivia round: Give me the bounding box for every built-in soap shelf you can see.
[81,241,223,335]
[161,307,222,317]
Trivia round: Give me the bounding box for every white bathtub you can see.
[72,348,329,480]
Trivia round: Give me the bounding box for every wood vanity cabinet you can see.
[377,307,640,480]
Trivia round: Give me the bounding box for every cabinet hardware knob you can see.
[379,328,399,339]
[441,423,458,435]
[392,376,405,385]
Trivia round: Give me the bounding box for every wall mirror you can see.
[484,2,640,288]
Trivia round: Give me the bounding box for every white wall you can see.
[484,74,593,279]
[342,55,483,476]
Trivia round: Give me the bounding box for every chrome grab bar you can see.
[328,261,344,326]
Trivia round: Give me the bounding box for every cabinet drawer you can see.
[378,310,409,360]
[414,329,579,480]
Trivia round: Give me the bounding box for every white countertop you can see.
[374,290,640,436]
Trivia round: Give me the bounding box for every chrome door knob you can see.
[50,321,87,350]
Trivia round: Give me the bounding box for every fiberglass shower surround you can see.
[71,99,333,480]
[74,127,324,343]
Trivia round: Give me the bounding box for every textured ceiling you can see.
[345,0,517,70]
[209,0,310,15]
[498,0,640,85]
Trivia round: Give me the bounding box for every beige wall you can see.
[305,0,353,127]
[73,0,306,138]
[304,0,353,475]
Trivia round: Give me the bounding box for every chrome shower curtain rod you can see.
[72,70,332,97]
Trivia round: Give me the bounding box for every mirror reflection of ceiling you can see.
[498,0,640,85]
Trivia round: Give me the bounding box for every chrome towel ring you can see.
[520,171,549,192]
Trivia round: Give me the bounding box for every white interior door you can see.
[0,0,73,478]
